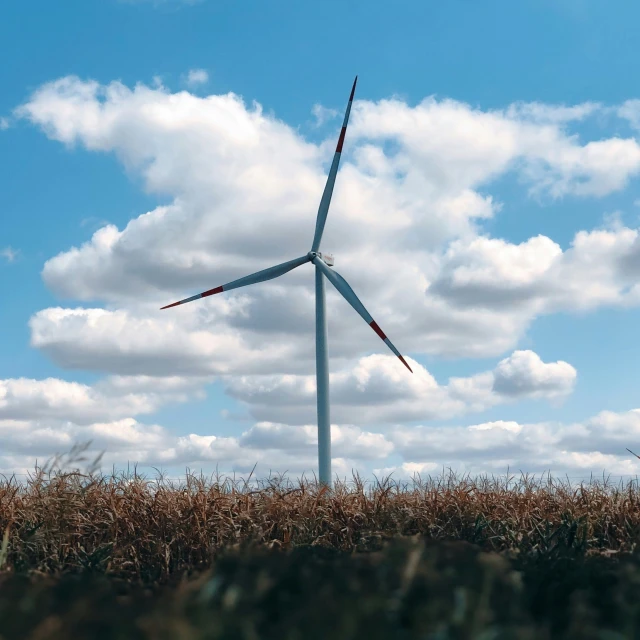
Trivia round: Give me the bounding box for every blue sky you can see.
[3,0,640,481]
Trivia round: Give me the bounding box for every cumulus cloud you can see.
[29,307,311,376]
[618,100,640,131]
[351,97,640,198]
[0,375,204,425]
[491,350,576,398]
[15,76,640,379]
[1,407,639,481]
[428,228,640,314]
[238,422,393,461]
[225,350,575,425]
[185,69,209,87]
[0,415,391,480]
[19,78,640,298]
[387,408,640,479]
[4,347,572,465]
[10,75,640,480]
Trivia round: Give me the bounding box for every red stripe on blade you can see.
[160,301,182,310]
[202,285,224,298]
[370,320,386,341]
[398,355,413,373]
[336,127,347,153]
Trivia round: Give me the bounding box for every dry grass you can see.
[0,446,639,637]
[0,445,639,583]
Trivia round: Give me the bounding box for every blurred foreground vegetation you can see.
[0,447,639,638]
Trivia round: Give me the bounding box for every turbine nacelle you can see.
[318,252,334,266]
[308,251,334,267]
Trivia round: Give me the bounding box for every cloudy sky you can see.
[2,0,640,482]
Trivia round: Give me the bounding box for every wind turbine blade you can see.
[313,257,413,373]
[160,255,311,310]
[310,76,358,253]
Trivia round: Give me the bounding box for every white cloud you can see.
[16,79,640,361]
[11,75,640,480]
[0,417,168,470]
[29,307,308,376]
[225,350,575,425]
[618,100,640,131]
[387,408,640,478]
[491,350,576,398]
[0,415,391,480]
[0,375,204,425]
[350,96,640,198]
[0,117,9,130]
[0,247,18,263]
[428,227,640,315]
[238,422,393,460]
[0,407,639,481]
[185,69,209,88]
[311,104,339,127]
[506,101,601,124]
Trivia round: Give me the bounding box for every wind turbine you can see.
[160,77,413,486]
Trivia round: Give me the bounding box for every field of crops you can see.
[0,450,639,638]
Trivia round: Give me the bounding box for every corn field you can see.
[0,446,639,638]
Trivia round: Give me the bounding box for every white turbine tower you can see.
[160,77,413,486]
